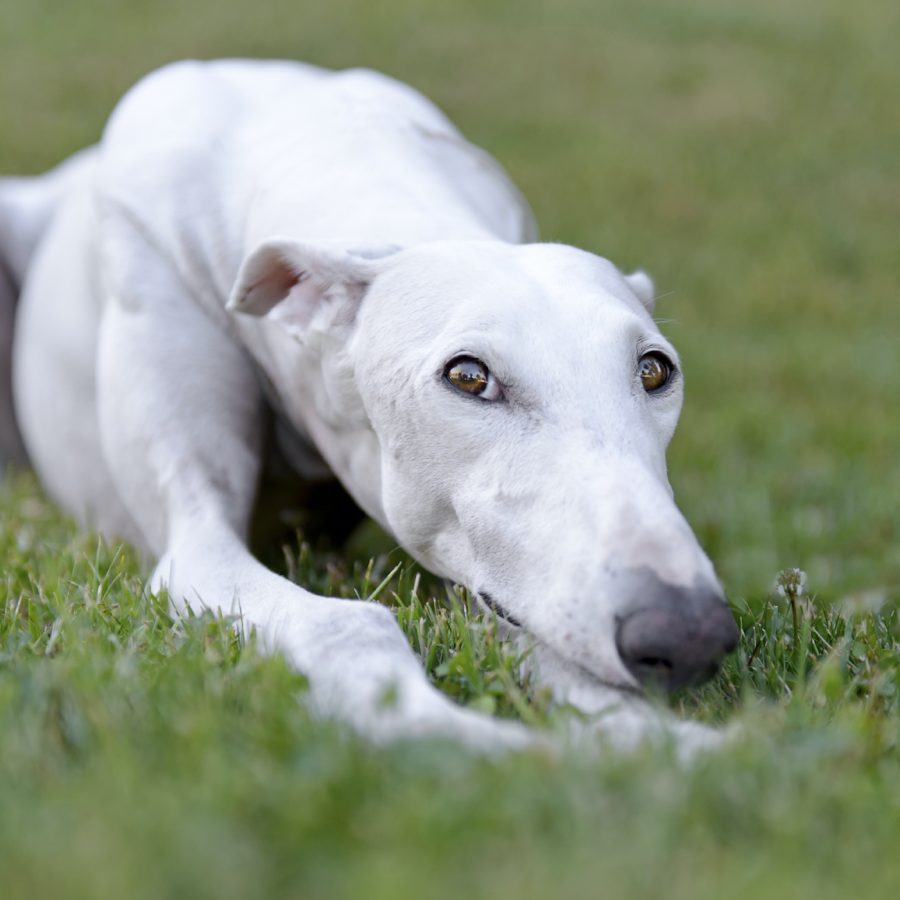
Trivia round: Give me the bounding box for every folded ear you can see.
[227,239,396,330]
[624,269,655,313]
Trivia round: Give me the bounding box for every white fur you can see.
[5,60,725,755]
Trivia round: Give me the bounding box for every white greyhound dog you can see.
[0,60,738,753]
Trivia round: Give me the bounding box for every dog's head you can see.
[229,239,738,693]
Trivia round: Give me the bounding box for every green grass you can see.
[1,0,899,897]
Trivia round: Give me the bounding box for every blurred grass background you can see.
[1,0,899,898]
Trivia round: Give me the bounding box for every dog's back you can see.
[0,150,97,467]
[0,61,454,470]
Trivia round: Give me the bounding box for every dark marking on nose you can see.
[614,575,739,692]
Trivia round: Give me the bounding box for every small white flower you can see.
[774,567,807,598]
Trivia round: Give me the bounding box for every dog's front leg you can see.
[154,522,533,750]
[95,276,531,752]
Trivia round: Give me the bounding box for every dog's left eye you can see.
[444,356,501,400]
[638,352,674,393]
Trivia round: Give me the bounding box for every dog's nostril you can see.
[637,656,673,672]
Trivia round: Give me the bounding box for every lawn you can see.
[1,0,899,898]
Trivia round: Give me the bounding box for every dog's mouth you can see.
[475,592,653,696]
[474,597,646,695]
[474,591,523,628]
[573,660,646,697]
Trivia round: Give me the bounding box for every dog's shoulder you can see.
[96,60,278,211]
[94,61,293,307]
[90,61,462,299]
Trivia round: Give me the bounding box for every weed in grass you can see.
[679,572,899,735]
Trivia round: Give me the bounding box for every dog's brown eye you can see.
[445,357,489,395]
[444,356,502,400]
[638,353,672,393]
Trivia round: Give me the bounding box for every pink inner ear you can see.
[244,259,301,312]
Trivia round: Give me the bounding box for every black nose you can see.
[615,579,739,692]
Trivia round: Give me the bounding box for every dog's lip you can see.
[474,593,644,696]
[569,658,645,697]
[474,591,523,628]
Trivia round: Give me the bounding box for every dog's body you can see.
[0,60,737,752]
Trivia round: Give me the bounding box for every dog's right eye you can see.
[443,356,501,400]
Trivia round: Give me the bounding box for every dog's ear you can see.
[227,238,398,330]
[624,269,655,313]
